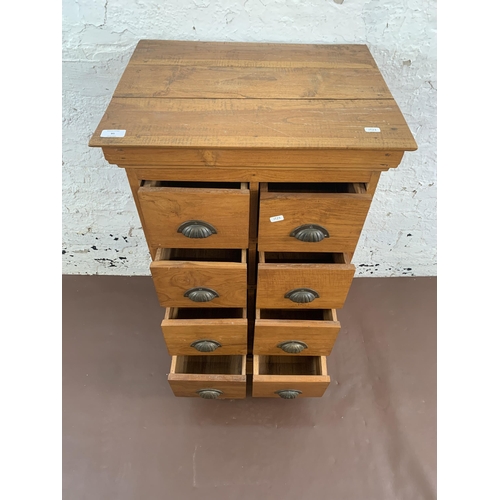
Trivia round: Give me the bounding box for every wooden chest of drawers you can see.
[89,40,416,400]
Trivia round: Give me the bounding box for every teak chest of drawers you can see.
[89,40,417,400]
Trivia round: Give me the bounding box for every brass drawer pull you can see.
[284,288,319,303]
[275,389,302,399]
[190,339,222,352]
[277,340,308,354]
[290,224,329,242]
[196,389,223,399]
[184,287,220,302]
[177,220,217,239]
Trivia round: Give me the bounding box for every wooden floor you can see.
[62,276,436,500]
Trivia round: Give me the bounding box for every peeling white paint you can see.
[62,0,436,277]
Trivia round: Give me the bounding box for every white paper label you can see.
[100,129,126,138]
[364,127,381,133]
[270,215,284,223]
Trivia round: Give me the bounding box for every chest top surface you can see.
[89,40,417,153]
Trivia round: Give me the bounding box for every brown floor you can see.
[62,276,436,500]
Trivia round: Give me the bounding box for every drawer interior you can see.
[142,180,247,190]
[264,182,366,194]
[257,355,325,376]
[156,248,246,263]
[258,309,335,321]
[260,251,350,264]
[168,307,245,320]
[173,355,243,375]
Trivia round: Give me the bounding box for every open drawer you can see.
[162,307,247,355]
[254,309,340,356]
[168,355,246,399]
[256,252,355,309]
[150,248,247,308]
[258,182,372,253]
[138,181,250,249]
[252,355,330,398]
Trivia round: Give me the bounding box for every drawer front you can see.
[256,263,355,309]
[151,249,247,308]
[151,261,247,307]
[138,182,250,249]
[258,184,372,253]
[162,308,248,355]
[252,378,330,398]
[252,355,330,398]
[168,355,246,399]
[254,309,340,356]
[169,376,247,399]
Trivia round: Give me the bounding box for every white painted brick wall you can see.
[62,0,436,277]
